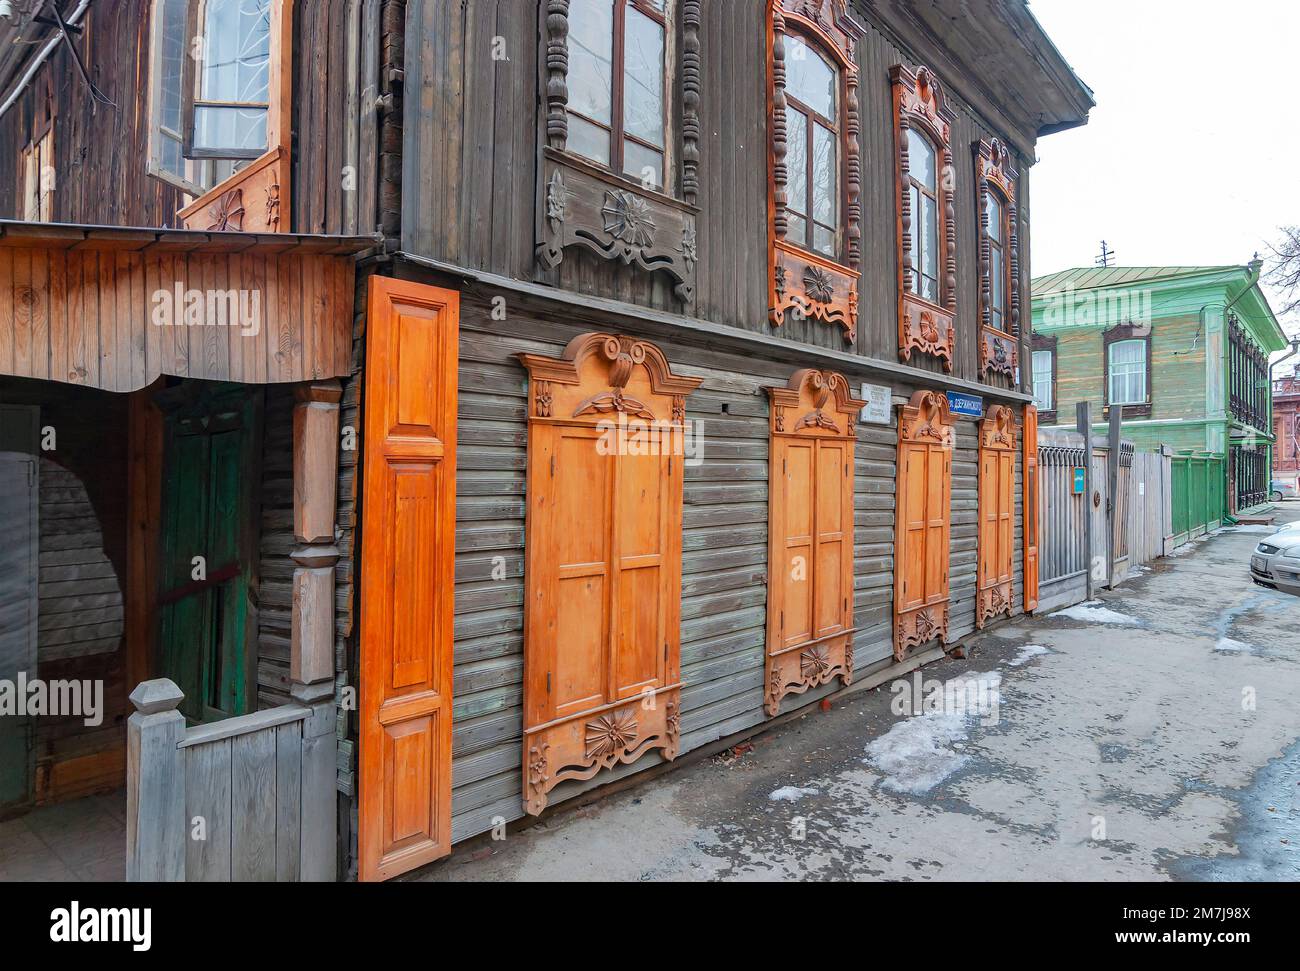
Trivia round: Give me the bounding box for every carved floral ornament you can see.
[767,368,865,438]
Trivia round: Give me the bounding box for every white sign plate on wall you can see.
[859,382,892,425]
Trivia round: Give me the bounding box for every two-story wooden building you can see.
[0,0,1090,882]
[1030,264,1288,519]
[1274,363,1300,487]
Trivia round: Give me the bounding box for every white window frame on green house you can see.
[1107,338,1147,405]
[1032,348,1053,411]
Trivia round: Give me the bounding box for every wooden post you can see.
[291,380,342,882]
[1160,444,1175,556]
[126,679,186,882]
[1106,406,1123,589]
[1076,402,1095,600]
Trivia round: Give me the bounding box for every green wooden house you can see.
[1030,263,1287,522]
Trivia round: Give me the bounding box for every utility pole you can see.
[1077,401,1095,600]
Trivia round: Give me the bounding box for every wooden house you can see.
[0,0,1091,882]
[1030,264,1288,519]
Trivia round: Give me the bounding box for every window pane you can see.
[907,128,936,191]
[193,105,268,153]
[623,139,663,188]
[568,0,614,126]
[990,246,1004,320]
[159,0,187,134]
[921,193,938,302]
[623,7,665,148]
[787,212,808,245]
[812,121,836,227]
[201,0,270,105]
[1109,341,1146,404]
[907,185,921,294]
[985,192,1003,245]
[812,224,835,257]
[568,112,611,165]
[1111,339,1144,365]
[786,107,808,217]
[786,36,836,121]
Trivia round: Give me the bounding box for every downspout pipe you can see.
[0,0,94,121]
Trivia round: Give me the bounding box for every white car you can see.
[1250,523,1300,597]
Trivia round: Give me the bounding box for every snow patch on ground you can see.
[1008,644,1049,667]
[768,786,820,803]
[1225,524,1283,534]
[1214,637,1251,653]
[865,670,1003,795]
[1053,600,1140,626]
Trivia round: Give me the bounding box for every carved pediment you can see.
[979,404,1017,451]
[899,389,955,448]
[517,332,703,425]
[767,368,865,437]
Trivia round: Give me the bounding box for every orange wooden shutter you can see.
[1023,404,1040,612]
[976,405,1017,628]
[359,278,459,882]
[894,390,955,660]
[517,334,701,816]
[765,370,863,715]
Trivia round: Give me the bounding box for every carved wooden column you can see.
[291,379,342,881]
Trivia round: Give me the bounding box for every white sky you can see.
[1027,0,1300,351]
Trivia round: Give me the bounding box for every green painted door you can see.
[157,385,260,724]
[0,405,39,811]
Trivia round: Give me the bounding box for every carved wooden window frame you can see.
[1031,332,1057,424]
[516,333,703,816]
[893,390,955,660]
[175,0,293,233]
[891,64,957,371]
[765,369,864,715]
[975,138,1020,381]
[1102,322,1152,418]
[537,1,701,302]
[768,0,863,343]
[976,405,1017,629]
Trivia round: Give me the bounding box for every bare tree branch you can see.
[1266,225,1300,327]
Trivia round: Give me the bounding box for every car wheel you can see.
[1272,491,1283,502]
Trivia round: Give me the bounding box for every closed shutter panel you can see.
[765,370,863,716]
[359,278,459,882]
[894,391,955,660]
[518,334,701,816]
[1024,405,1039,612]
[976,405,1017,628]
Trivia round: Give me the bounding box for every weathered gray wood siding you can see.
[400,0,1033,391]
[422,287,1025,844]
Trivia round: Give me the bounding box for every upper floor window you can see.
[185,0,272,159]
[1031,349,1053,411]
[906,128,939,304]
[766,1,864,344]
[784,36,838,257]
[891,64,956,371]
[1108,338,1147,405]
[974,138,1020,381]
[566,0,669,188]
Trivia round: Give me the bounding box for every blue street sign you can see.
[946,391,983,418]
[1073,467,1086,494]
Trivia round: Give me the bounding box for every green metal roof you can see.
[1031,265,1238,297]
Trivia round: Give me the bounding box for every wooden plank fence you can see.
[126,677,312,881]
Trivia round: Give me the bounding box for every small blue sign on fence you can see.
[1073,467,1086,494]
[946,391,983,418]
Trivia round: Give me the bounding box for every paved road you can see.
[420,504,1300,881]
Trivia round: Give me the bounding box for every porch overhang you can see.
[0,219,378,393]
